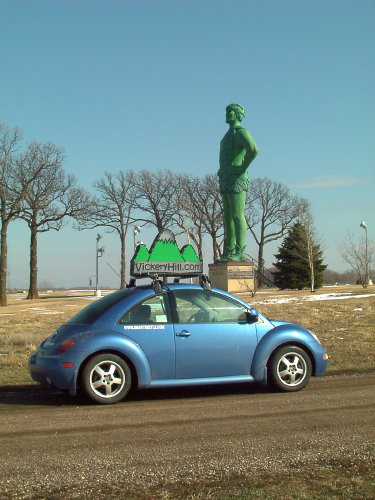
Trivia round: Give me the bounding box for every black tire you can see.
[81,353,131,404]
[268,345,312,392]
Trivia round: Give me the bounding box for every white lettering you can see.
[123,325,166,330]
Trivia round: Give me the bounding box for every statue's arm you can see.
[236,129,258,169]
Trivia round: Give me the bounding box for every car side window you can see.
[173,290,248,324]
[120,295,169,324]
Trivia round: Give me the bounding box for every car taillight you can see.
[62,362,74,368]
[56,338,75,353]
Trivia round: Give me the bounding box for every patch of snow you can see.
[308,293,374,301]
[18,307,64,315]
[255,297,299,305]
[35,311,64,315]
[254,292,375,305]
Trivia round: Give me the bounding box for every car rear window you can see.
[67,289,135,324]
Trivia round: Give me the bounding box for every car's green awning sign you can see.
[130,229,203,278]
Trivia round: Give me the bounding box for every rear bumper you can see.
[28,352,77,393]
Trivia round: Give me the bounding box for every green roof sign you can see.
[130,229,203,278]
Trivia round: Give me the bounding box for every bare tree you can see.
[132,170,180,232]
[0,123,23,305]
[76,170,136,288]
[340,234,374,288]
[19,142,90,299]
[297,212,326,292]
[173,175,204,258]
[175,174,223,260]
[300,218,317,292]
[323,268,357,285]
[246,177,309,279]
[197,175,224,261]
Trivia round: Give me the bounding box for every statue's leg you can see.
[216,193,235,261]
[223,194,236,250]
[228,191,247,260]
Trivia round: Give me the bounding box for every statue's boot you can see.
[230,245,247,262]
[216,247,235,262]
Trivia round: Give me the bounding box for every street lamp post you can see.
[96,234,105,293]
[88,275,96,290]
[360,221,368,287]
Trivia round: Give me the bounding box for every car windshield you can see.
[67,289,134,325]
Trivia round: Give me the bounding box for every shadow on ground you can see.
[0,382,269,407]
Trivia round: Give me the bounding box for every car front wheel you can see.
[269,345,312,392]
[81,353,131,404]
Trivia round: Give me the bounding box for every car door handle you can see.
[176,330,191,337]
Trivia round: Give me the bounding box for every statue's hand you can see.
[231,163,247,175]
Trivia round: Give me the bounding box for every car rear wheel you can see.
[81,354,131,404]
[269,345,312,392]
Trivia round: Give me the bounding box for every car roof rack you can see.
[126,273,211,293]
[199,274,211,291]
[127,278,136,288]
[150,274,164,294]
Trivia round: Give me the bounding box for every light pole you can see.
[96,234,105,292]
[360,221,368,287]
[133,226,141,251]
[88,275,96,290]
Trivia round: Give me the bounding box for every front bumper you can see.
[310,342,329,376]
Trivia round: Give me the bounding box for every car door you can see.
[118,293,175,380]
[172,289,258,379]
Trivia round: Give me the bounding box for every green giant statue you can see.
[217,103,258,262]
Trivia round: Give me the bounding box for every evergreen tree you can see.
[273,222,326,291]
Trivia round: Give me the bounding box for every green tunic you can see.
[218,126,250,194]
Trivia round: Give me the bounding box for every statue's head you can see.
[226,103,245,122]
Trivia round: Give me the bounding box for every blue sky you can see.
[1,0,374,288]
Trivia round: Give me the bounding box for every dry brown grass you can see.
[0,286,374,386]
[0,291,95,384]
[247,285,375,373]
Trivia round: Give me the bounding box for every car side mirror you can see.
[246,308,259,324]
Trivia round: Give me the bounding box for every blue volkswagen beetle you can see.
[29,279,328,404]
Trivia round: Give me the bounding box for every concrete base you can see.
[208,261,255,293]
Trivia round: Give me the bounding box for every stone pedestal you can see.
[208,261,255,293]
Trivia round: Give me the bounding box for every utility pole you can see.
[360,221,368,287]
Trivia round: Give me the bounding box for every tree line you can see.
[1,122,372,306]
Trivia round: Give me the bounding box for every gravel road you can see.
[0,372,374,499]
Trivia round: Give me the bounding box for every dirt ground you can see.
[0,372,374,499]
